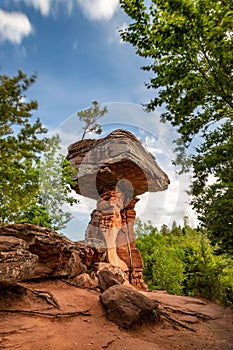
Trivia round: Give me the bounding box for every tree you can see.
[19,135,77,231]
[172,220,178,231]
[18,205,52,228]
[120,0,233,252]
[37,135,77,230]
[77,100,108,140]
[0,70,48,225]
[191,121,233,253]
[160,223,170,235]
[0,71,77,230]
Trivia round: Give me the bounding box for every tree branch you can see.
[0,309,91,318]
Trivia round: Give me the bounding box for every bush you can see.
[136,229,185,294]
[135,219,233,306]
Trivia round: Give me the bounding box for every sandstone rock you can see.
[72,273,98,289]
[75,242,107,267]
[85,191,146,288]
[97,262,127,276]
[67,129,169,289]
[86,190,129,272]
[0,224,107,281]
[0,235,38,284]
[97,263,127,291]
[67,129,170,199]
[0,224,81,278]
[100,285,159,329]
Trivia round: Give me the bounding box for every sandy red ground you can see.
[1,280,233,350]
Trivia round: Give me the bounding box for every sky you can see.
[0,0,197,240]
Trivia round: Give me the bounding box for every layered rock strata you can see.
[0,235,38,284]
[0,224,106,284]
[67,129,169,199]
[67,129,170,289]
[85,190,145,288]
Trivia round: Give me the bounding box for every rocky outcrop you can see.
[100,285,159,329]
[0,236,38,284]
[0,223,138,291]
[72,273,99,289]
[0,224,106,283]
[67,129,170,289]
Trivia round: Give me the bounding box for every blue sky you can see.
[0,0,196,239]
[0,0,151,127]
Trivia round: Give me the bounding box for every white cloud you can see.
[15,0,52,16]
[77,0,119,20]
[144,135,165,155]
[14,0,74,16]
[14,0,119,19]
[0,9,33,44]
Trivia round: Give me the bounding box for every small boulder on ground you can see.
[97,263,127,291]
[100,284,159,329]
[72,273,98,289]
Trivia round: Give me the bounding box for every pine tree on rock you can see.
[77,101,108,140]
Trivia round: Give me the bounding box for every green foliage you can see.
[135,220,185,294]
[19,205,52,228]
[192,121,233,253]
[180,229,232,304]
[77,101,108,140]
[37,135,77,230]
[135,219,233,306]
[19,135,78,231]
[0,70,48,225]
[120,0,233,252]
[0,71,77,231]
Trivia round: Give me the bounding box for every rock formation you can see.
[0,235,38,285]
[0,223,106,284]
[67,129,170,288]
[67,129,169,199]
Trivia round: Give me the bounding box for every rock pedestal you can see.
[85,190,145,288]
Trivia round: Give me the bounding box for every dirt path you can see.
[1,280,233,350]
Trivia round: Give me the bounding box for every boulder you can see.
[97,263,127,291]
[100,285,159,329]
[72,273,98,289]
[0,235,38,284]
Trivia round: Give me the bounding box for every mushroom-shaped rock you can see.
[67,129,170,289]
[67,129,169,199]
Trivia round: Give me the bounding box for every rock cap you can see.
[67,129,170,199]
